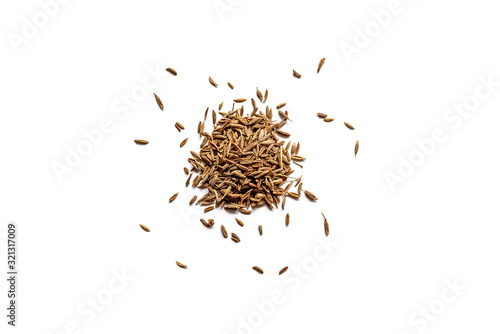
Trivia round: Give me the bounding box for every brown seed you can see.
[221,225,228,238]
[344,122,355,130]
[324,218,330,236]
[200,219,210,228]
[256,87,263,102]
[276,103,286,109]
[317,58,326,73]
[276,129,290,137]
[279,266,288,275]
[209,76,218,87]
[183,167,189,174]
[317,113,327,118]
[180,137,188,147]
[139,224,150,232]
[258,225,263,235]
[234,98,247,103]
[219,102,224,111]
[324,118,334,122]
[231,233,240,243]
[166,67,177,76]
[204,206,214,213]
[355,140,359,158]
[285,213,290,226]
[175,122,185,131]
[134,139,149,145]
[252,266,264,274]
[263,89,268,103]
[169,192,179,202]
[228,82,234,89]
[304,190,317,201]
[208,219,214,227]
[212,110,217,124]
[176,261,187,269]
[153,93,164,110]
[292,70,302,78]
[235,218,244,227]
[189,195,197,205]
[185,173,192,187]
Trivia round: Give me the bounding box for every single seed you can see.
[200,219,210,228]
[139,224,150,232]
[153,93,164,110]
[293,70,302,78]
[234,98,247,103]
[277,103,286,109]
[317,113,327,118]
[221,225,228,238]
[276,129,290,137]
[252,266,264,274]
[263,89,268,103]
[180,137,188,147]
[134,139,149,145]
[304,190,318,201]
[166,67,177,76]
[279,266,288,275]
[209,76,218,87]
[235,218,244,227]
[176,261,187,269]
[186,173,192,187]
[344,122,355,130]
[256,87,263,102]
[324,118,334,122]
[258,225,263,235]
[219,102,224,111]
[228,82,234,89]
[189,195,197,205]
[317,58,326,73]
[355,140,359,158]
[212,110,217,124]
[175,122,185,131]
[169,192,179,202]
[323,213,330,236]
[204,206,214,213]
[208,219,214,227]
[183,167,189,174]
[285,213,290,226]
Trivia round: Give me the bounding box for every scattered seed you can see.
[258,225,263,235]
[153,93,164,110]
[186,173,192,187]
[204,206,214,213]
[176,261,187,269]
[180,138,188,147]
[231,233,241,243]
[221,225,228,238]
[317,113,327,118]
[279,266,288,275]
[235,218,244,227]
[256,87,263,102]
[285,213,290,226]
[134,139,149,145]
[209,76,218,87]
[322,212,330,236]
[139,224,150,232]
[219,102,224,111]
[189,195,197,205]
[252,266,264,274]
[166,67,177,76]
[200,219,210,228]
[293,70,302,78]
[324,118,334,122]
[304,190,317,201]
[234,98,247,103]
[277,103,286,109]
[355,140,359,158]
[263,89,268,103]
[228,82,234,89]
[175,122,185,131]
[344,122,355,130]
[169,192,179,202]
[317,58,326,73]
[183,167,189,174]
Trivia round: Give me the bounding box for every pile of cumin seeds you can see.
[186,101,304,214]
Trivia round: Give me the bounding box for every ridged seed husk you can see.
[258,225,263,235]
[189,195,197,205]
[209,76,218,87]
[304,190,317,201]
[285,213,290,226]
[169,192,179,202]
[355,140,359,158]
[234,98,247,103]
[279,266,288,275]
[166,67,177,76]
[221,225,228,238]
[253,266,264,274]
[176,261,187,269]
[134,139,149,145]
[235,218,244,227]
[153,93,164,110]
[292,70,301,78]
[317,113,327,118]
[139,224,150,232]
[344,122,355,130]
[276,103,286,109]
[180,138,188,147]
[324,118,334,122]
[317,58,325,73]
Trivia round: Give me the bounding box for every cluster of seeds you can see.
[135,59,357,273]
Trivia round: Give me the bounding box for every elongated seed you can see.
[344,122,355,130]
[256,88,263,102]
[235,218,244,227]
[355,140,359,158]
[176,261,187,269]
[317,113,327,118]
[221,225,228,238]
[293,70,301,78]
[209,76,218,87]
[204,206,214,213]
[166,67,177,76]
[134,139,149,145]
[153,93,164,110]
[180,138,188,147]
[139,224,150,232]
[234,98,247,103]
[285,213,290,226]
[258,225,263,235]
[277,103,286,109]
[304,190,317,201]
[317,58,326,73]
[279,266,288,275]
[189,195,197,205]
[263,89,268,103]
[228,82,234,89]
[169,192,179,202]
[252,266,264,274]
[324,118,334,122]
[183,167,189,174]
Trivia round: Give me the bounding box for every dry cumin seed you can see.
[252,266,264,274]
[200,219,210,228]
[344,122,355,130]
[304,190,318,201]
[185,173,192,187]
[166,67,177,76]
[263,89,268,103]
[176,261,187,269]
[153,93,164,110]
[212,110,217,124]
[285,213,290,226]
[234,98,247,103]
[258,225,263,235]
[322,212,330,236]
[228,82,234,89]
[317,58,326,73]
[169,192,179,202]
[238,208,251,215]
[276,129,290,137]
[183,167,189,174]
[296,142,301,155]
[139,224,150,232]
[355,140,359,158]
[175,122,185,130]
[324,118,334,122]
[204,206,214,213]
[279,266,288,275]
[219,102,223,111]
[276,103,286,109]
[134,139,149,145]
[292,69,302,78]
[180,138,188,148]
[293,161,303,168]
[231,233,240,243]
[209,76,218,87]
[221,225,228,238]
[317,113,328,118]
[189,195,197,205]
[256,88,263,102]
[235,218,244,227]
[208,219,214,227]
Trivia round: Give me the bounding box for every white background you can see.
[1,0,500,333]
